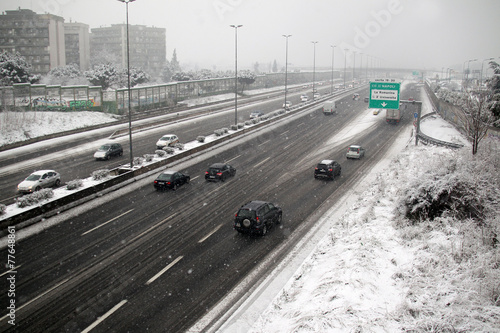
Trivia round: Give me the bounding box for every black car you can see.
[234,200,282,235]
[314,160,341,180]
[154,170,190,190]
[94,143,123,160]
[205,163,236,182]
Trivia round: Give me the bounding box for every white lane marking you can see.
[0,265,21,278]
[0,278,70,322]
[225,154,241,163]
[146,256,184,285]
[190,175,200,181]
[198,224,223,243]
[280,130,290,136]
[81,209,134,236]
[81,300,128,333]
[254,157,271,168]
[258,140,270,147]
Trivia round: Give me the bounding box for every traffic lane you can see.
[0,90,371,330]
[94,112,391,332]
[0,92,310,204]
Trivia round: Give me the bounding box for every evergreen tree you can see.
[170,49,181,73]
[0,51,39,85]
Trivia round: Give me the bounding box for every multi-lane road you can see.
[0,83,418,332]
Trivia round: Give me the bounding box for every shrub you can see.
[143,154,154,162]
[214,129,225,136]
[133,157,144,166]
[155,149,166,157]
[197,136,205,143]
[16,188,54,208]
[237,122,244,129]
[66,179,83,190]
[222,127,229,133]
[175,143,185,150]
[230,124,238,131]
[244,120,252,126]
[252,118,260,124]
[0,204,6,215]
[163,146,175,154]
[92,169,110,181]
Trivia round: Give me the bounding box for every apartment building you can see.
[91,24,166,77]
[64,22,91,71]
[0,8,66,74]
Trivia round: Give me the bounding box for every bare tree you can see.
[460,90,499,155]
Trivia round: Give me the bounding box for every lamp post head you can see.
[230,24,243,28]
[117,0,136,3]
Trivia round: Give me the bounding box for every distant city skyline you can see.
[1,0,500,72]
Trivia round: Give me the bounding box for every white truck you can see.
[323,100,337,115]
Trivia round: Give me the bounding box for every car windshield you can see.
[208,168,221,173]
[160,136,172,141]
[349,147,359,152]
[157,173,173,181]
[237,209,256,219]
[99,144,111,151]
[317,164,329,169]
[26,174,41,181]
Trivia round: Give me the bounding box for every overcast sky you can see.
[2,0,499,73]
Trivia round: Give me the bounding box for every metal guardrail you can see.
[417,112,464,149]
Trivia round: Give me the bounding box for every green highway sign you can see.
[369,80,400,109]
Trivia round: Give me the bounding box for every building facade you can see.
[64,22,90,71]
[0,8,66,74]
[90,24,166,77]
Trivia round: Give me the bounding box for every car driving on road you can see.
[346,145,366,159]
[234,200,282,235]
[205,163,236,182]
[156,134,179,149]
[17,170,61,193]
[94,143,123,160]
[314,160,341,180]
[154,170,190,190]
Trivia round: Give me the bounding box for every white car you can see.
[156,134,179,149]
[283,101,292,110]
[17,170,61,193]
[300,95,309,102]
[346,145,366,159]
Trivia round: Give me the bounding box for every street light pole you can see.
[283,34,291,109]
[343,48,348,89]
[311,41,318,100]
[117,0,136,168]
[330,45,335,94]
[480,57,494,87]
[230,25,242,125]
[352,51,356,85]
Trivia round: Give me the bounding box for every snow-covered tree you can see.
[41,64,89,86]
[238,70,256,93]
[170,49,181,73]
[272,59,278,73]
[84,63,120,90]
[486,61,500,122]
[171,71,193,82]
[0,51,40,85]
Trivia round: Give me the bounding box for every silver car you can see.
[346,145,366,159]
[17,170,61,193]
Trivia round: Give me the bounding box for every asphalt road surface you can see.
[0,83,419,332]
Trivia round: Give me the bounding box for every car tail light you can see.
[167,182,171,185]
[154,180,157,184]
[217,172,222,176]
[315,167,318,170]
[256,216,259,222]
[328,168,333,172]
[205,171,209,175]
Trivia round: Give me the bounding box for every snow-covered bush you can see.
[16,189,54,208]
[237,122,244,129]
[133,157,144,166]
[175,143,185,150]
[401,148,499,224]
[222,127,229,134]
[66,179,83,190]
[143,154,154,162]
[230,124,238,131]
[163,147,175,154]
[197,136,205,143]
[214,129,225,136]
[92,169,110,181]
[251,118,260,124]
[0,204,5,215]
[155,149,166,157]
[244,120,253,126]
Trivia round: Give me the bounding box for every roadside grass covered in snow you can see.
[251,140,500,332]
[0,110,119,147]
